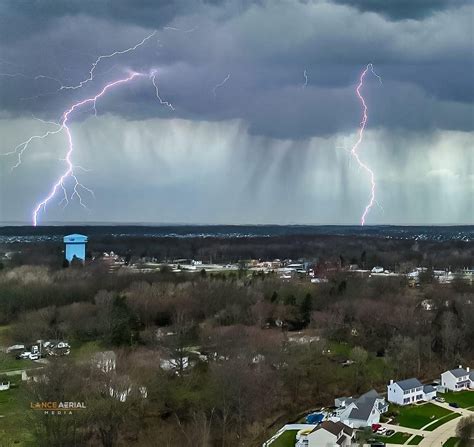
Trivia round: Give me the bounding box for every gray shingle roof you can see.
[314,421,350,436]
[347,389,383,421]
[423,385,436,393]
[394,378,423,391]
[449,368,468,378]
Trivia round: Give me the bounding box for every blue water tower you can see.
[63,234,88,263]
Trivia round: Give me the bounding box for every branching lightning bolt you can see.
[350,63,382,226]
[32,72,143,226]
[2,30,177,226]
[3,120,63,170]
[212,73,231,98]
[150,70,175,110]
[59,31,157,90]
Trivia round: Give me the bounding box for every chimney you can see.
[390,379,393,385]
[467,367,470,373]
[459,365,462,369]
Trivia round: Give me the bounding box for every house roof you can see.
[423,385,436,393]
[448,368,468,378]
[337,434,349,445]
[313,421,352,437]
[394,378,423,391]
[341,389,384,422]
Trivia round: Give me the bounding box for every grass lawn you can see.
[443,437,460,447]
[374,432,412,444]
[269,430,298,447]
[0,353,36,374]
[443,391,474,409]
[69,340,103,361]
[0,382,33,446]
[408,435,424,445]
[326,341,390,383]
[396,403,453,429]
[0,325,11,346]
[425,412,461,431]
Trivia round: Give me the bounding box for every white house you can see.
[296,421,354,447]
[387,378,435,405]
[441,366,471,391]
[334,389,388,428]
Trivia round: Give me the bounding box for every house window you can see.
[416,395,423,400]
[404,398,410,404]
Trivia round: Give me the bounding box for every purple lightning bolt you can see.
[350,63,381,226]
[59,31,157,90]
[32,72,143,226]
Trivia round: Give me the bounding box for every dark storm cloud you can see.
[331,0,471,20]
[0,0,472,141]
[0,0,202,41]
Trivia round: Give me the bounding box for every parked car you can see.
[385,430,395,437]
[449,402,459,408]
[29,353,39,360]
[435,397,445,403]
[377,427,387,435]
[18,351,32,359]
[371,423,381,432]
[7,344,25,353]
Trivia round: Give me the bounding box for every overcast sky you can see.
[0,0,472,225]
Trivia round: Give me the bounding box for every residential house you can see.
[441,366,471,391]
[296,421,354,447]
[0,380,10,391]
[387,378,436,405]
[334,389,388,428]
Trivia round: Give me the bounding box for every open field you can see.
[0,325,10,346]
[0,353,36,374]
[0,381,32,446]
[69,340,103,361]
[395,403,453,429]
